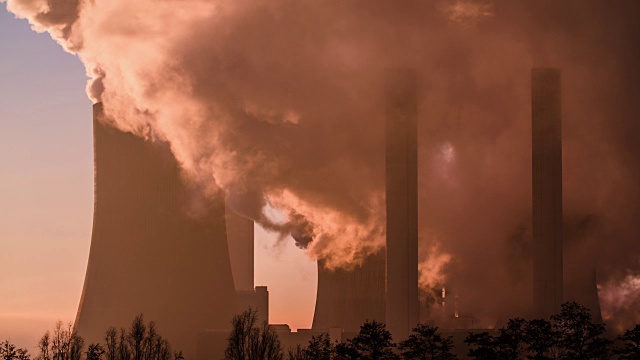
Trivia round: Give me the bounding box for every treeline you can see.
[2,303,639,360]
[1,315,182,360]
[225,302,640,360]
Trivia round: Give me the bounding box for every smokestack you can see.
[532,68,563,319]
[385,69,419,340]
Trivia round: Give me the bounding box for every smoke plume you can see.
[4,0,640,327]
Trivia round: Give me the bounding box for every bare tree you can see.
[117,329,130,360]
[40,321,84,360]
[287,345,308,360]
[104,328,117,360]
[36,332,51,360]
[86,344,105,360]
[225,308,283,360]
[127,315,146,360]
[142,323,158,360]
[68,332,84,360]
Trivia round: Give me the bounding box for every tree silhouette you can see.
[494,318,527,360]
[36,315,176,360]
[128,315,146,360]
[287,333,334,360]
[350,320,398,360]
[399,324,456,360]
[36,332,51,360]
[465,331,497,359]
[1,340,31,360]
[551,302,611,360]
[40,321,84,360]
[115,328,129,360]
[306,334,333,360]
[334,341,360,360]
[104,328,117,360]
[287,345,308,360]
[617,324,640,360]
[523,319,557,360]
[225,308,283,360]
[86,344,105,360]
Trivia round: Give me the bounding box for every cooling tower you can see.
[76,103,237,358]
[385,69,419,340]
[532,68,564,319]
[312,253,385,331]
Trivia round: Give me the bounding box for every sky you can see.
[0,7,317,350]
[2,0,640,353]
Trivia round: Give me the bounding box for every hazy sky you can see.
[0,7,317,351]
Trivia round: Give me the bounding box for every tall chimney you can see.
[385,69,419,340]
[532,68,563,318]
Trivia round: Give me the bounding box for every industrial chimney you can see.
[385,69,419,340]
[531,68,564,319]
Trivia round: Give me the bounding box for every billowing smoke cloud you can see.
[599,274,640,331]
[4,0,640,327]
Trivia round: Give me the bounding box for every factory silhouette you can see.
[75,68,601,359]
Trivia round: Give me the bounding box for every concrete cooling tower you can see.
[312,253,385,331]
[75,103,237,359]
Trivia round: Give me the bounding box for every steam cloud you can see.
[4,0,640,326]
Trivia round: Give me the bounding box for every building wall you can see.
[226,207,255,292]
[385,68,419,340]
[237,286,269,325]
[76,103,237,359]
[531,68,564,319]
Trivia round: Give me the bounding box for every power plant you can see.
[76,68,602,358]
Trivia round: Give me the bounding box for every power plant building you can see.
[226,207,255,292]
[76,103,238,359]
[531,68,564,319]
